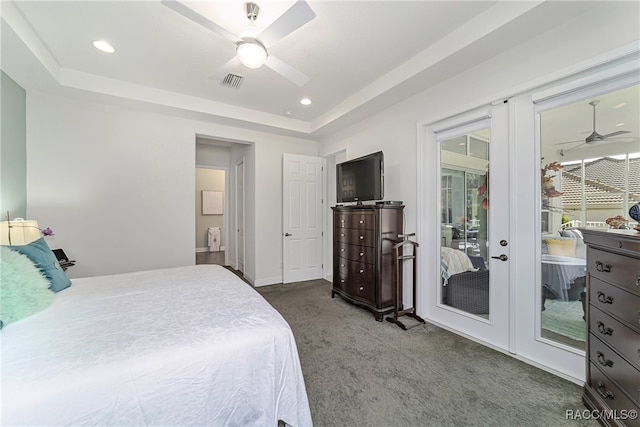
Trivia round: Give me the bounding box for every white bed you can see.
[1,264,312,426]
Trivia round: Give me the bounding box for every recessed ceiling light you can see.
[616,122,626,127]
[92,40,115,53]
[300,98,312,106]
[285,110,293,116]
[614,102,627,109]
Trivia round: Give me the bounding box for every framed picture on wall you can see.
[202,190,223,215]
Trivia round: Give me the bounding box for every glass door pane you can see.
[539,84,639,350]
[440,131,489,317]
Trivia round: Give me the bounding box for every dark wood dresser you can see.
[582,229,640,427]
[331,204,403,321]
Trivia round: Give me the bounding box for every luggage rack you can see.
[386,233,426,330]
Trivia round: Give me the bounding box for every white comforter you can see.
[1,265,312,426]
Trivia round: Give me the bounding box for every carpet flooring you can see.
[257,279,597,427]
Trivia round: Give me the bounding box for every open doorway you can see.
[195,136,252,276]
[195,167,226,266]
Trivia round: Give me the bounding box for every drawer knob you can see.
[360,235,364,240]
[340,233,345,237]
[359,220,364,224]
[595,261,611,272]
[596,351,614,368]
[596,381,614,400]
[359,252,364,257]
[359,286,364,291]
[341,248,345,252]
[596,321,613,336]
[340,279,345,283]
[359,269,364,273]
[636,273,640,287]
[596,291,614,305]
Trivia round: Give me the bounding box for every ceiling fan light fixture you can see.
[237,39,267,69]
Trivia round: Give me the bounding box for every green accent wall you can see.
[1,71,27,219]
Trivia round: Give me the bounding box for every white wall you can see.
[319,1,640,306]
[26,91,317,281]
[195,142,231,167]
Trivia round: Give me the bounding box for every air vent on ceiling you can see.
[221,73,244,89]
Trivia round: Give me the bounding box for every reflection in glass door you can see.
[538,84,639,350]
[440,132,489,317]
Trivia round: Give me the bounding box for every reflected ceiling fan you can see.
[558,100,631,156]
[161,0,315,86]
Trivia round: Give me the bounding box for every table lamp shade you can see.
[0,220,41,245]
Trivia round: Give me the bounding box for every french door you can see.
[511,74,639,382]
[419,54,638,383]
[419,102,511,351]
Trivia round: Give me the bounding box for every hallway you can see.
[195,251,225,265]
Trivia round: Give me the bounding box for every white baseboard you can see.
[196,246,225,253]
[253,276,282,287]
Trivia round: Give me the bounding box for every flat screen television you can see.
[336,151,384,203]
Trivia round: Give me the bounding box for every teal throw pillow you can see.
[8,237,72,292]
[0,246,55,328]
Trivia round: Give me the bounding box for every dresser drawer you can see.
[334,212,375,230]
[589,362,640,427]
[337,262,375,303]
[345,279,375,304]
[336,242,375,263]
[590,334,640,405]
[338,260,375,281]
[336,229,375,247]
[590,306,640,370]
[588,247,640,295]
[591,277,640,333]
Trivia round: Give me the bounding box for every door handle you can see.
[284,233,292,237]
[491,254,508,261]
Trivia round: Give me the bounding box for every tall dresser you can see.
[582,229,640,427]
[331,204,403,321]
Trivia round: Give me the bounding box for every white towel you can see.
[207,227,221,252]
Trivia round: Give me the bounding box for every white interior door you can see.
[235,158,244,273]
[283,154,323,283]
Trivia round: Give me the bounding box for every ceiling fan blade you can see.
[559,143,586,156]
[265,55,310,87]
[257,0,316,48]
[555,139,584,145]
[209,56,243,80]
[601,130,631,139]
[161,0,241,43]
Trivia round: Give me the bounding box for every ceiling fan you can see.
[557,99,631,156]
[161,0,315,87]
